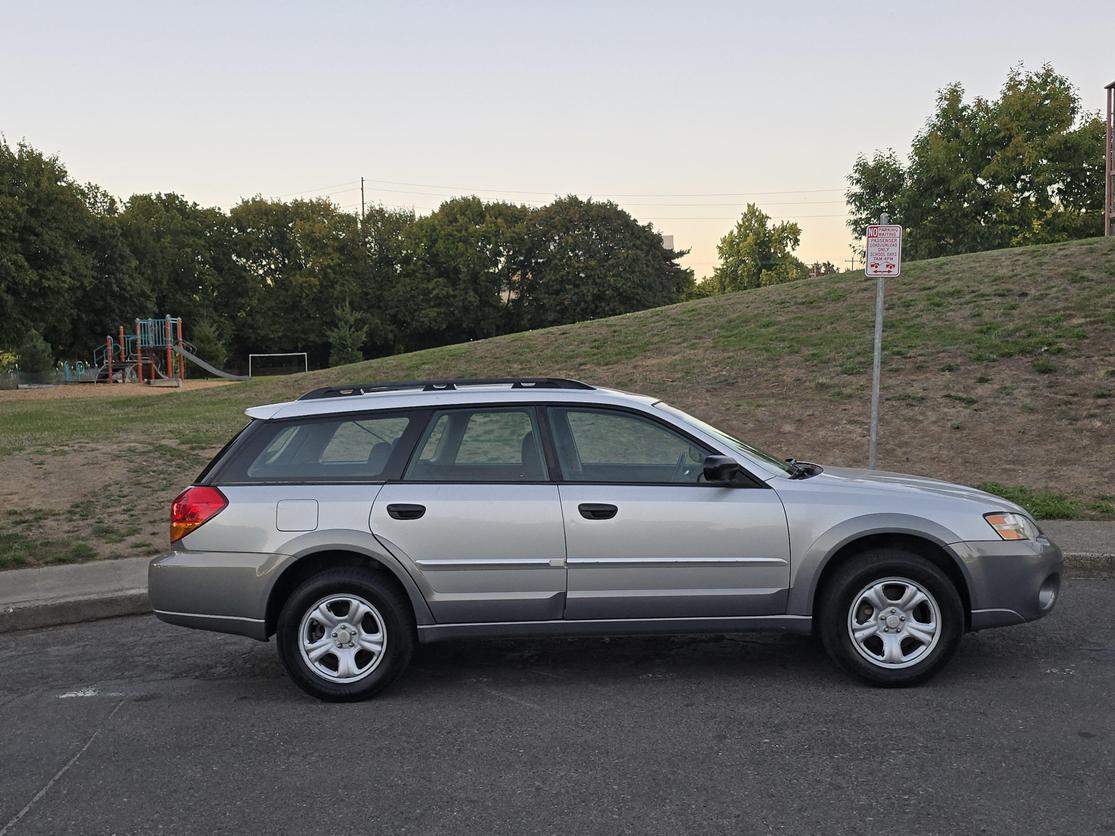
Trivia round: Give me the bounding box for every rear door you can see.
[371,405,567,624]
[547,406,790,620]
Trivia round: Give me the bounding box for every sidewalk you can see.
[1,523,1112,634]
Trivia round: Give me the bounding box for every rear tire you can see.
[818,549,963,687]
[276,567,415,702]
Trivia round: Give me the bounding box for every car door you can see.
[371,405,567,624]
[546,406,790,620]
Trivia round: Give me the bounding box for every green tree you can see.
[231,197,365,365]
[712,204,806,292]
[847,64,1105,259]
[400,197,532,349]
[521,196,691,328]
[119,193,245,346]
[327,300,367,367]
[17,329,53,373]
[188,320,228,374]
[358,205,415,354]
[0,141,95,354]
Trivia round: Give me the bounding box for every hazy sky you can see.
[3,1,1112,278]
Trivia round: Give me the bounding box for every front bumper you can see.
[951,536,1063,631]
[149,550,291,640]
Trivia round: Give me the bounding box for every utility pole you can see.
[1105,81,1114,237]
[360,176,366,226]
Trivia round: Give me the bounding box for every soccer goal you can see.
[248,352,309,377]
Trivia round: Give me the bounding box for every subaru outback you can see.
[149,378,1062,701]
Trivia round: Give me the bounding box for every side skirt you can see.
[417,614,812,643]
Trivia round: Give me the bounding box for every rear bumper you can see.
[148,550,290,640]
[951,536,1063,631]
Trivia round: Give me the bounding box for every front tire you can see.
[818,549,963,687]
[276,568,415,702]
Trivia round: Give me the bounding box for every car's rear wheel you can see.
[276,567,415,702]
[818,549,963,686]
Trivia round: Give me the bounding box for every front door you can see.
[371,406,566,624]
[547,406,790,620]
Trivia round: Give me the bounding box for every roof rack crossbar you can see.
[298,377,594,400]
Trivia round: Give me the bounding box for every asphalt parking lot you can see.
[1,573,1113,835]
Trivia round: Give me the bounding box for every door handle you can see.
[387,503,426,520]
[578,503,617,520]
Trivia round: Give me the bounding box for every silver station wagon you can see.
[150,378,1063,701]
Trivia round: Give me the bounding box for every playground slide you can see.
[174,346,250,380]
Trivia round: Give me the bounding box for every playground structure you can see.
[69,315,249,385]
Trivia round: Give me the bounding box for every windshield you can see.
[655,403,793,475]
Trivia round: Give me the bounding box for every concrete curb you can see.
[1,590,150,634]
[1062,552,1115,571]
[0,552,1110,636]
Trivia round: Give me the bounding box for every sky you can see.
[2,0,1112,279]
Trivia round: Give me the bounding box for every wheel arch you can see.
[265,544,434,638]
[791,517,973,630]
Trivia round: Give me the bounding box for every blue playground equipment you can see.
[83,315,246,385]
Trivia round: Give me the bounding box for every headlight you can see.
[984,512,1040,541]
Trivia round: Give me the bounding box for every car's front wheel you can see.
[276,568,415,702]
[818,549,963,686]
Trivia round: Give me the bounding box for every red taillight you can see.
[170,486,228,543]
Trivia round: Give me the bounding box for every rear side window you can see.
[404,407,546,482]
[218,412,420,482]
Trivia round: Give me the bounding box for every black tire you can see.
[276,567,415,702]
[817,549,964,687]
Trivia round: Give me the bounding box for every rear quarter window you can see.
[215,411,422,483]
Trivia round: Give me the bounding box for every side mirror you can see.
[703,455,746,485]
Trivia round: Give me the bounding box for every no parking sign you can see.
[865,224,902,277]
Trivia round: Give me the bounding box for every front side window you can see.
[548,407,708,483]
[239,414,414,481]
[404,408,546,482]
[654,402,793,475]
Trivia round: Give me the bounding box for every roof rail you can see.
[297,377,594,400]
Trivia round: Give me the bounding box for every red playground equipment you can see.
[89,315,246,384]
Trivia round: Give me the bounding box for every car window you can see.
[242,415,413,481]
[549,407,707,483]
[404,408,546,482]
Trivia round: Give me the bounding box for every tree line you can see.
[0,143,694,370]
[4,63,1104,373]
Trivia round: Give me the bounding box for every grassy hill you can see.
[2,235,1114,569]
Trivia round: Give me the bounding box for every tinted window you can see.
[549,407,707,483]
[239,414,415,481]
[404,408,546,482]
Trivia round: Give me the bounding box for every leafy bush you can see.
[17,330,53,373]
[189,320,228,375]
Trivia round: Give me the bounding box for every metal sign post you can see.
[865,216,902,469]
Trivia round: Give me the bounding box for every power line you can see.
[360,183,847,208]
[359,175,844,199]
[271,180,360,198]
[642,217,847,224]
